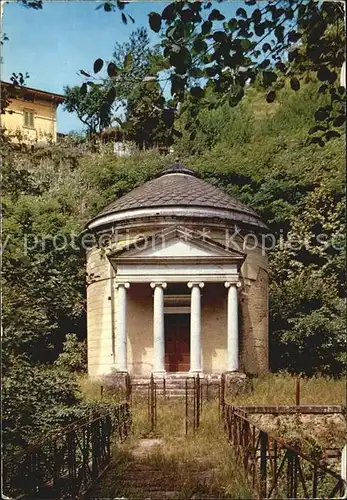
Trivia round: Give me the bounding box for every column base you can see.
[102,370,129,391]
[224,371,249,398]
[152,370,166,376]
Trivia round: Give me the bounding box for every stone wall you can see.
[86,248,114,377]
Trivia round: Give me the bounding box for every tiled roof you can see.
[93,164,266,228]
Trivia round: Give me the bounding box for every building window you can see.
[23,110,34,128]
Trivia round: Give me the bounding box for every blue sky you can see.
[1,1,241,133]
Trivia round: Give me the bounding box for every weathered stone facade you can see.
[86,165,269,378]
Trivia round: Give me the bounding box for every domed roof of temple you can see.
[87,163,267,230]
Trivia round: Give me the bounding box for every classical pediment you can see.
[108,226,245,264]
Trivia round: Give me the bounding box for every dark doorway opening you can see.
[164,314,190,372]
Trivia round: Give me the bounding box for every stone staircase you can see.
[88,439,224,499]
[131,373,221,398]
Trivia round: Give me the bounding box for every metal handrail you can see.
[3,402,131,499]
[225,403,346,499]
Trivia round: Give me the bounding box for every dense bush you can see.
[55,333,87,372]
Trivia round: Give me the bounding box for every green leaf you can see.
[317,67,332,82]
[333,115,345,127]
[308,124,328,134]
[80,82,87,97]
[290,77,300,91]
[123,52,133,71]
[240,39,253,51]
[262,71,277,86]
[228,18,238,32]
[213,31,227,43]
[274,26,284,42]
[80,70,91,78]
[262,43,271,53]
[251,8,261,23]
[193,38,207,53]
[107,62,119,77]
[121,120,133,131]
[201,20,212,35]
[149,12,162,33]
[121,13,127,25]
[208,9,225,21]
[259,59,270,70]
[318,84,328,94]
[106,87,117,104]
[266,90,276,103]
[236,7,247,18]
[93,58,104,74]
[287,30,300,43]
[172,128,183,138]
[325,130,340,141]
[275,62,286,73]
[190,86,205,98]
[162,3,176,21]
[314,107,330,121]
[309,136,324,147]
[284,8,294,19]
[205,66,218,77]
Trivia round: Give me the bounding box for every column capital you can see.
[115,282,130,289]
[225,281,242,289]
[150,282,167,289]
[187,282,205,289]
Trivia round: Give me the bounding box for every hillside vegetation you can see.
[2,81,345,455]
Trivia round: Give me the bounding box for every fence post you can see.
[196,374,200,429]
[150,374,155,432]
[185,378,189,436]
[260,431,268,499]
[193,377,196,433]
[286,450,294,498]
[296,377,300,406]
[125,373,131,403]
[220,373,226,422]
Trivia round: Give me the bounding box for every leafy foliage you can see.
[63,84,115,136]
[151,0,345,142]
[2,360,81,455]
[55,333,87,372]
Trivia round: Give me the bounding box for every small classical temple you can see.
[85,164,269,378]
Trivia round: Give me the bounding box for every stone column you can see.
[225,281,241,372]
[150,282,167,374]
[115,282,130,372]
[188,282,204,373]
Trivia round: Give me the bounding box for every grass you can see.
[230,373,346,458]
[92,398,252,499]
[232,372,346,406]
[76,373,126,403]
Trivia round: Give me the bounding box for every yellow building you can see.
[0,81,64,143]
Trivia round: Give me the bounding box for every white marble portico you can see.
[109,226,244,375]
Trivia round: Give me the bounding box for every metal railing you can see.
[224,404,346,499]
[3,402,131,499]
